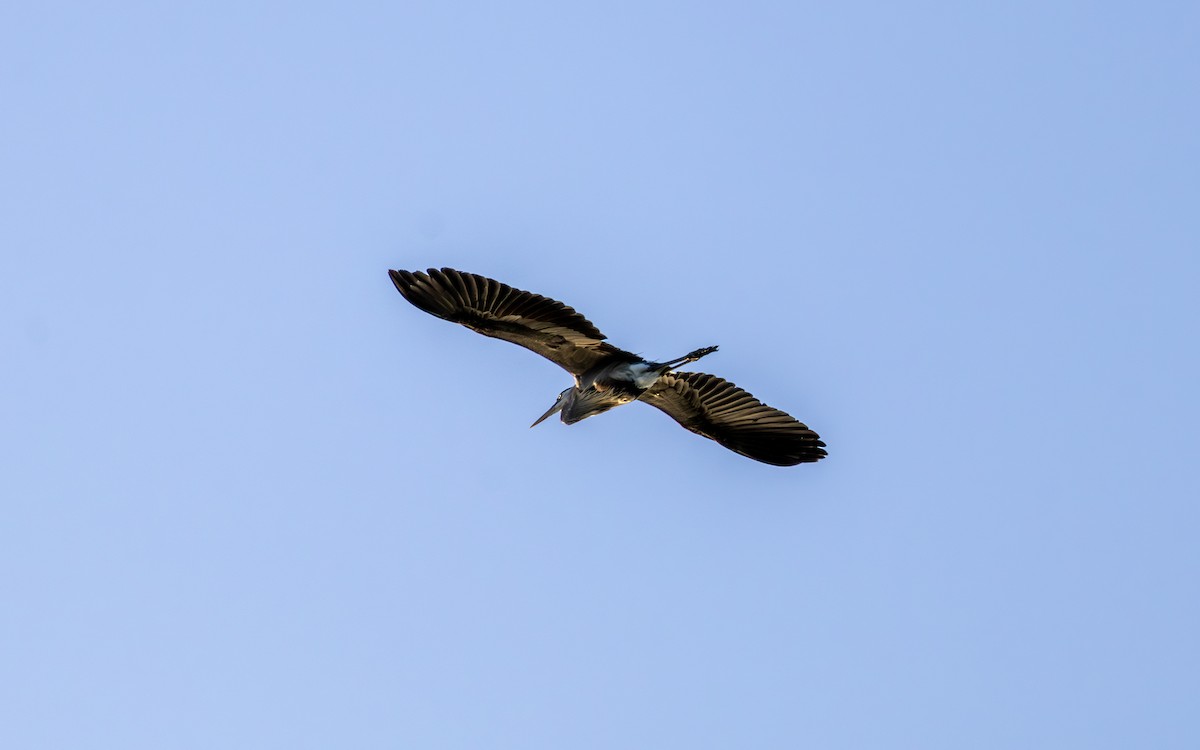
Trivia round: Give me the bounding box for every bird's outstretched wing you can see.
[639,371,827,466]
[390,268,637,375]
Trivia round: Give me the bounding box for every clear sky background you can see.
[3,2,1198,748]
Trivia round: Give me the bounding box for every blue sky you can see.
[3,2,1198,747]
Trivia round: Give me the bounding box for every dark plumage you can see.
[389,267,827,466]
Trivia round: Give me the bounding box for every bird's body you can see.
[389,268,826,466]
[539,346,719,425]
[557,361,647,425]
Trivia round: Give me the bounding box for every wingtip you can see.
[388,269,417,296]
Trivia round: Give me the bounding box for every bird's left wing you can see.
[390,268,636,375]
[639,371,827,466]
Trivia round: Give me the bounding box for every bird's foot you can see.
[660,346,718,370]
[685,345,718,362]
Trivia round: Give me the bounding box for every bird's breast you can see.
[605,361,661,390]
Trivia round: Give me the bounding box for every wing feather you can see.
[390,268,636,374]
[640,371,827,466]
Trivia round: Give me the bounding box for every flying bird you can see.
[389,268,827,466]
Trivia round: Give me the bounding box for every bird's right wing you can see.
[639,371,827,466]
[390,268,636,375]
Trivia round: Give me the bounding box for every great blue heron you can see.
[389,268,827,466]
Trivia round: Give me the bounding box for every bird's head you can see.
[530,388,572,428]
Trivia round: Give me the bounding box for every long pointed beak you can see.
[530,399,564,428]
